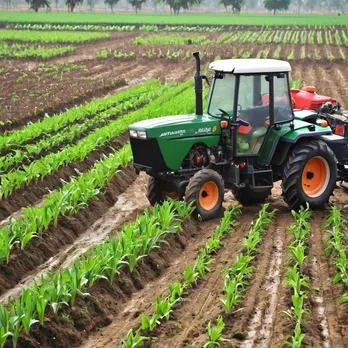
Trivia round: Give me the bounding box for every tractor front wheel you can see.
[232,185,271,206]
[282,140,337,211]
[146,177,181,206]
[185,169,224,221]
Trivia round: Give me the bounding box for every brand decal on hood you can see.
[196,127,212,134]
[160,130,186,137]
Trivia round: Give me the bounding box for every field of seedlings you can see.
[0,16,347,348]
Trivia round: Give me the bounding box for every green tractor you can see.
[129,53,348,220]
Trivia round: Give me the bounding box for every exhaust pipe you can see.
[193,52,203,116]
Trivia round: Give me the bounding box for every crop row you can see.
[5,23,224,32]
[217,30,348,46]
[0,80,195,260]
[96,46,347,62]
[120,205,242,347]
[0,80,192,199]
[0,30,109,44]
[134,34,211,46]
[285,207,312,347]
[225,46,347,62]
[0,198,192,348]
[324,206,348,303]
[0,80,165,153]
[0,42,75,59]
[0,81,169,173]
[96,47,197,60]
[198,204,276,347]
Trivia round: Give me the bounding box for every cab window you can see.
[208,73,235,117]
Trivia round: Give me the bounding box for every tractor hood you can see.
[129,113,221,139]
[129,113,221,172]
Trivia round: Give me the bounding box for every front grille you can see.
[130,137,169,172]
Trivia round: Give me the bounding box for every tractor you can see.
[128,53,348,220]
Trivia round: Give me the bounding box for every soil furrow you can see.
[149,208,260,348]
[0,172,150,304]
[13,219,216,347]
[0,164,137,297]
[303,211,344,347]
[238,213,289,348]
[0,132,129,222]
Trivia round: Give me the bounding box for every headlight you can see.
[137,131,147,139]
[129,129,138,138]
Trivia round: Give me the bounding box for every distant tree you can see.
[104,0,119,12]
[304,0,315,12]
[219,0,230,11]
[26,0,50,11]
[87,0,95,10]
[331,0,347,13]
[295,0,302,12]
[264,0,290,14]
[66,0,82,11]
[230,0,244,12]
[127,0,146,13]
[159,0,203,15]
[218,0,244,13]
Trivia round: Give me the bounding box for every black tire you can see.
[282,140,337,211]
[146,177,164,206]
[146,177,181,206]
[232,185,271,206]
[185,169,224,221]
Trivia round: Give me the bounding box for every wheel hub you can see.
[199,181,219,211]
[302,157,330,198]
[306,171,314,180]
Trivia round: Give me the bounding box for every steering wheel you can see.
[236,118,250,127]
[218,108,231,118]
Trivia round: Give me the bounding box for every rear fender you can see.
[259,121,332,166]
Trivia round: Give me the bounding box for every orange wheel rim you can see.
[302,156,330,198]
[199,181,219,210]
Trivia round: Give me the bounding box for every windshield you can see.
[208,73,235,117]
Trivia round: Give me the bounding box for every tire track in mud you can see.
[304,211,344,348]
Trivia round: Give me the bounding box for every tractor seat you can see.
[249,127,268,154]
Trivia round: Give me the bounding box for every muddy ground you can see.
[0,29,348,348]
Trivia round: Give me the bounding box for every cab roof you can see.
[209,59,291,74]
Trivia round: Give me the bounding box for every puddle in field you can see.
[241,227,284,348]
[0,173,149,304]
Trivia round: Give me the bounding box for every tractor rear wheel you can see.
[282,140,337,211]
[185,169,224,221]
[146,177,181,206]
[232,185,271,206]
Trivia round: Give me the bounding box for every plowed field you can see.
[0,24,347,348]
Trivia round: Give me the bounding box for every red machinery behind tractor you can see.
[291,86,348,189]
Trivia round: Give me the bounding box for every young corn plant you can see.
[221,204,276,313]
[119,205,242,345]
[324,207,348,303]
[203,315,231,348]
[284,205,312,348]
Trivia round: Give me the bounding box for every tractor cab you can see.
[208,59,293,155]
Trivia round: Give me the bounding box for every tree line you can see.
[4,0,348,15]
